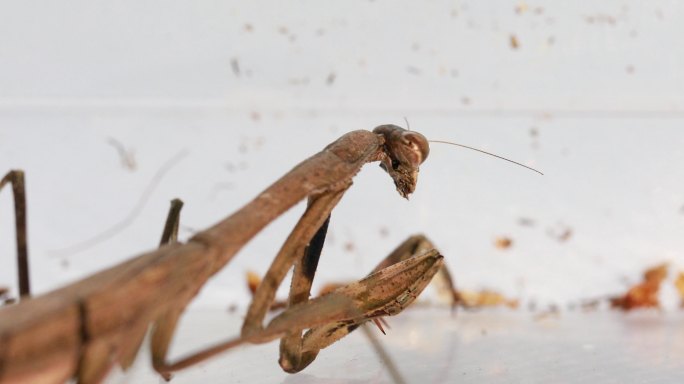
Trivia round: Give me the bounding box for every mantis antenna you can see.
[401,117,543,175]
[429,140,544,175]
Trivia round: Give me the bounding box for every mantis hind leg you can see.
[0,170,30,299]
[77,198,187,383]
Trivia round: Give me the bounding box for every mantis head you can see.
[373,125,430,199]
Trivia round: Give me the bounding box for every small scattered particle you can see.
[494,236,513,249]
[547,36,555,46]
[547,223,573,242]
[243,23,254,32]
[510,35,520,49]
[230,58,241,77]
[379,226,389,238]
[343,241,355,252]
[533,306,561,321]
[514,2,529,14]
[250,111,261,121]
[610,263,668,310]
[580,299,601,312]
[406,66,421,75]
[245,271,287,311]
[626,65,635,74]
[529,127,539,137]
[106,138,137,171]
[278,26,289,35]
[557,229,572,242]
[584,14,617,25]
[459,289,519,309]
[461,96,471,106]
[326,72,336,86]
[227,303,238,313]
[675,272,684,307]
[246,270,261,295]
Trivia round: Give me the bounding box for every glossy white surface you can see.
[109,308,684,383]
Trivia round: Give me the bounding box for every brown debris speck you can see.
[326,72,336,86]
[406,66,421,76]
[494,236,513,249]
[547,223,573,242]
[246,270,261,295]
[343,241,355,252]
[230,58,241,77]
[510,35,520,49]
[514,3,528,14]
[245,271,287,311]
[459,289,519,309]
[533,305,560,321]
[674,272,684,307]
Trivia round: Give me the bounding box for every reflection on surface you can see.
[112,307,684,383]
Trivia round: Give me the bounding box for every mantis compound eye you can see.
[401,131,430,166]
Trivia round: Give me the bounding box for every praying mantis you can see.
[0,125,461,384]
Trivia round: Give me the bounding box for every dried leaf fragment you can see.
[245,271,287,311]
[610,263,668,310]
[494,236,513,249]
[675,272,684,307]
[510,35,520,49]
[459,289,519,309]
[246,270,261,295]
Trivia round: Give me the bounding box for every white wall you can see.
[1,0,683,310]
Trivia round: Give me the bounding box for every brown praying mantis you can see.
[0,125,467,384]
[1,125,542,383]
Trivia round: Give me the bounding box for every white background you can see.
[2,1,684,311]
